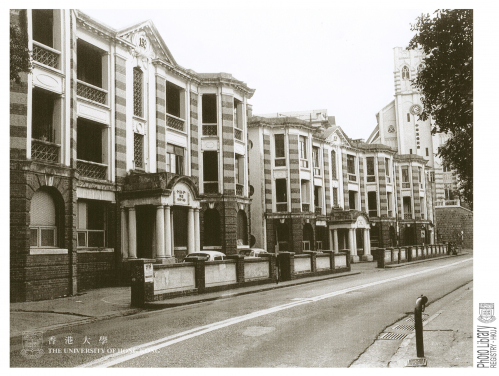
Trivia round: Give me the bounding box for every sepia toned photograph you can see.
[9,4,490,369]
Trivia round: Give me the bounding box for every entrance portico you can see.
[328,212,372,263]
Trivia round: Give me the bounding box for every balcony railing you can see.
[369,210,378,218]
[302,203,310,212]
[275,158,286,167]
[402,182,411,189]
[203,182,219,194]
[403,213,413,219]
[435,199,461,207]
[236,184,244,196]
[202,123,217,136]
[276,203,288,212]
[313,167,321,176]
[77,80,107,105]
[31,139,60,163]
[348,173,357,182]
[300,160,309,168]
[32,41,60,69]
[367,175,376,183]
[315,207,322,215]
[166,113,185,132]
[234,127,243,141]
[77,159,107,180]
[419,183,424,190]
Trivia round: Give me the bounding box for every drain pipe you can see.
[415,294,428,357]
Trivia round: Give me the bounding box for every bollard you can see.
[415,295,428,358]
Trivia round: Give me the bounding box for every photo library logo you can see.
[478,303,496,324]
[21,331,44,359]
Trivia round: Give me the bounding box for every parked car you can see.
[183,251,226,262]
[238,248,267,258]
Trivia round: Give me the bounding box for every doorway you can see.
[136,205,155,259]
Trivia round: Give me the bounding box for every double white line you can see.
[79,257,472,367]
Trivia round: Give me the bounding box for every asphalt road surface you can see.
[10,255,473,367]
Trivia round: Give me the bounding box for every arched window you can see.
[401,66,410,80]
[30,190,58,247]
[204,209,221,246]
[133,67,143,117]
[331,150,337,179]
[236,210,248,246]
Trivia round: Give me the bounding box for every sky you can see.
[81,7,433,140]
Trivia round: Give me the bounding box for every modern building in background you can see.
[366,47,472,247]
[10,9,254,302]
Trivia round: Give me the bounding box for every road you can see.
[10,255,473,367]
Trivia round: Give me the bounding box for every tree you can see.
[10,9,32,83]
[408,9,473,208]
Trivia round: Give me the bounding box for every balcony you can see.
[236,184,244,196]
[315,207,322,215]
[77,159,107,180]
[31,139,60,163]
[77,80,107,105]
[32,41,60,69]
[402,182,411,189]
[403,213,413,219]
[202,123,217,136]
[276,203,288,212]
[348,174,357,182]
[166,113,185,132]
[302,203,310,212]
[203,182,219,194]
[234,127,243,141]
[369,210,378,218]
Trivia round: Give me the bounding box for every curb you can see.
[385,252,469,268]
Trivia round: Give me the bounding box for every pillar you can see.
[349,228,359,263]
[187,207,195,254]
[164,205,172,257]
[329,229,334,252]
[170,208,175,255]
[362,228,373,261]
[194,208,200,253]
[333,229,339,253]
[128,207,137,259]
[156,205,165,258]
[121,207,128,258]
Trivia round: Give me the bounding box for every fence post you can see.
[227,254,245,283]
[415,295,428,357]
[304,251,317,273]
[277,252,295,281]
[259,253,277,283]
[130,259,156,308]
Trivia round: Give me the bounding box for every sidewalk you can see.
[10,252,469,341]
[351,279,473,368]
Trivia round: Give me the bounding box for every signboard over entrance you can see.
[173,183,191,206]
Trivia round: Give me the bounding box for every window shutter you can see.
[30,191,56,226]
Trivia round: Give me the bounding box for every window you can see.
[237,210,248,246]
[204,209,221,246]
[234,98,241,130]
[167,144,184,175]
[403,197,412,219]
[134,133,144,169]
[32,10,53,47]
[77,118,103,163]
[366,157,375,182]
[133,68,143,117]
[274,134,286,166]
[348,190,357,210]
[426,148,429,157]
[77,40,103,88]
[368,191,377,217]
[275,179,287,212]
[387,192,393,217]
[301,180,310,211]
[418,167,424,189]
[32,88,56,143]
[235,154,244,195]
[30,190,58,248]
[409,149,413,154]
[385,158,391,183]
[407,113,410,122]
[77,200,106,248]
[202,94,217,123]
[165,81,182,118]
[331,150,337,179]
[299,136,308,168]
[402,166,410,188]
[333,187,339,207]
[203,151,218,187]
[347,155,356,181]
[402,66,410,80]
[314,186,322,214]
[420,199,425,220]
[312,147,320,175]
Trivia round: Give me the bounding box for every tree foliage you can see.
[408,9,473,208]
[10,10,32,83]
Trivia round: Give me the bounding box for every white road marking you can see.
[78,257,472,368]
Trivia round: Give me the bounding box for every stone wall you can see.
[435,206,473,249]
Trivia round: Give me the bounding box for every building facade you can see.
[248,110,434,263]
[10,9,254,302]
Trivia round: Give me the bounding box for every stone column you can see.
[333,229,339,253]
[128,207,137,259]
[329,229,333,252]
[187,207,195,254]
[121,207,128,259]
[349,228,359,263]
[164,205,172,257]
[170,208,175,255]
[194,208,200,253]
[362,228,373,261]
[156,205,165,259]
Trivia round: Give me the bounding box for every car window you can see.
[214,256,224,261]
[240,250,251,256]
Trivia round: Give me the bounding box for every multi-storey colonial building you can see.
[10,9,254,302]
[367,47,472,247]
[248,110,434,263]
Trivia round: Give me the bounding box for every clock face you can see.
[388,125,396,133]
[410,104,422,115]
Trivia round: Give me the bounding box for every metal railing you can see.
[77,159,107,180]
[166,113,185,132]
[77,80,107,105]
[236,184,244,196]
[32,41,60,69]
[386,176,392,184]
[369,210,378,218]
[202,123,217,136]
[234,127,243,141]
[275,158,286,167]
[435,199,461,207]
[31,139,59,163]
[276,203,288,212]
[315,207,322,215]
[348,173,357,182]
[367,175,376,183]
[302,203,310,212]
[203,182,219,194]
[313,167,321,176]
[402,182,411,189]
[404,213,413,219]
